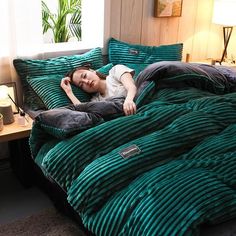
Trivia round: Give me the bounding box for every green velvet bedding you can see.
[29,62,236,236]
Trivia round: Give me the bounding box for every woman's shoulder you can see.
[111,64,132,71]
[109,64,134,78]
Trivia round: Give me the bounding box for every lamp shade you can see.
[212,0,236,26]
[0,85,14,125]
[0,85,9,100]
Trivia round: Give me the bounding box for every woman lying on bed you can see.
[61,64,137,116]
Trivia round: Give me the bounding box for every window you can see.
[42,0,106,56]
[42,0,82,44]
[0,0,107,59]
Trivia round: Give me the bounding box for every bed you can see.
[13,38,236,236]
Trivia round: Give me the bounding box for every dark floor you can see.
[201,220,236,236]
[0,162,53,225]
[1,160,236,235]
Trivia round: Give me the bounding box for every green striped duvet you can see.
[29,62,236,236]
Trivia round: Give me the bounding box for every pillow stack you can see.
[13,38,183,111]
[108,38,183,79]
[13,48,103,110]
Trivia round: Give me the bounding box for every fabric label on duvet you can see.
[119,144,141,159]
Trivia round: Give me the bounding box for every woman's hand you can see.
[120,72,137,116]
[61,77,72,94]
[123,99,136,116]
[61,76,81,105]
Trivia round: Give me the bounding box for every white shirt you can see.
[91,65,134,101]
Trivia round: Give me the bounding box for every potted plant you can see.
[42,0,81,43]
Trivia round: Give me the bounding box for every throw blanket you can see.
[29,61,236,236]
[30,97,124,157]
[34,96,124,137]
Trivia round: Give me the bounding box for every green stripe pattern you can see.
[66,93,236,236]
[109,38,183,65]
[13,47,103,110]
[30,72,236,235]
[27,75,91,109]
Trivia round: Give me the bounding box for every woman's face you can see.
[72,69,101,93]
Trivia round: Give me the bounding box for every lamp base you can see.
[219,26,233,65]
[0,114,3,131]
[0,105,14,125]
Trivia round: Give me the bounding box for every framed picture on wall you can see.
[155,0,183,17]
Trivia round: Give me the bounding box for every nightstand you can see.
[0,114,33,142]
[0,114,34,187]
[219,62,236,70]
[190,59,236,70]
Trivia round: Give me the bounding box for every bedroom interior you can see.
[1,0,236,236]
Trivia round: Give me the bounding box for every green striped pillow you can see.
[13,48,103,110]
[108,38,183,65]
[27,74,91,110]
[96,63,113,75]
[122,63,149,79]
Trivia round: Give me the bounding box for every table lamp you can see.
[0,85,14,124]
[212,0,236,64]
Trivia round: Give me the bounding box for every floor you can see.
[0,161,53,225]
[1,160,236,235]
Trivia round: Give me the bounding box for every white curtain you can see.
[0,0,43,84]
[0,0,108,103]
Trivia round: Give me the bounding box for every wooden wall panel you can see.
[120,0,143,44]
[177,0,197,61]
[190,0,214,61]
[110,0,122,40]
[0,59,11,83]
[224,29,236,62]
[206,21,222,61]
[158,17,180,45]
[109,0,236,62]
[141,0,161,46]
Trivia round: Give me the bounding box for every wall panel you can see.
[141,0,161,46]
[190,0,213,61]
[177,0,197,61]
[120,0,143,44]
[110,0,236,62]
[0,59,11,84]
[110,0,122,40]
[159,17,180,45]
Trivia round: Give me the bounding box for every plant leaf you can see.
[41,0,82,43]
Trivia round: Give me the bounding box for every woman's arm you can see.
[61,77,81,105]
[120,73,137,115]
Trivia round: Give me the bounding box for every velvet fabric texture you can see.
[13,48,103,110]
[108,38,183,65]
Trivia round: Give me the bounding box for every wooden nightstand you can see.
[220,62,236,70]
[0,114,34,187]
[0,114,33,142]
[190,59,236,70]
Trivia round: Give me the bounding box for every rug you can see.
[0,207,87,236]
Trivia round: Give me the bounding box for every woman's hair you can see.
[66,63,106,83]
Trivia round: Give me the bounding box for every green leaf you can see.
[69,11,81,40]
[41,0,81,43]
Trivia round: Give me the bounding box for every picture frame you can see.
[154,0,183,18]
[0,82,19,114]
